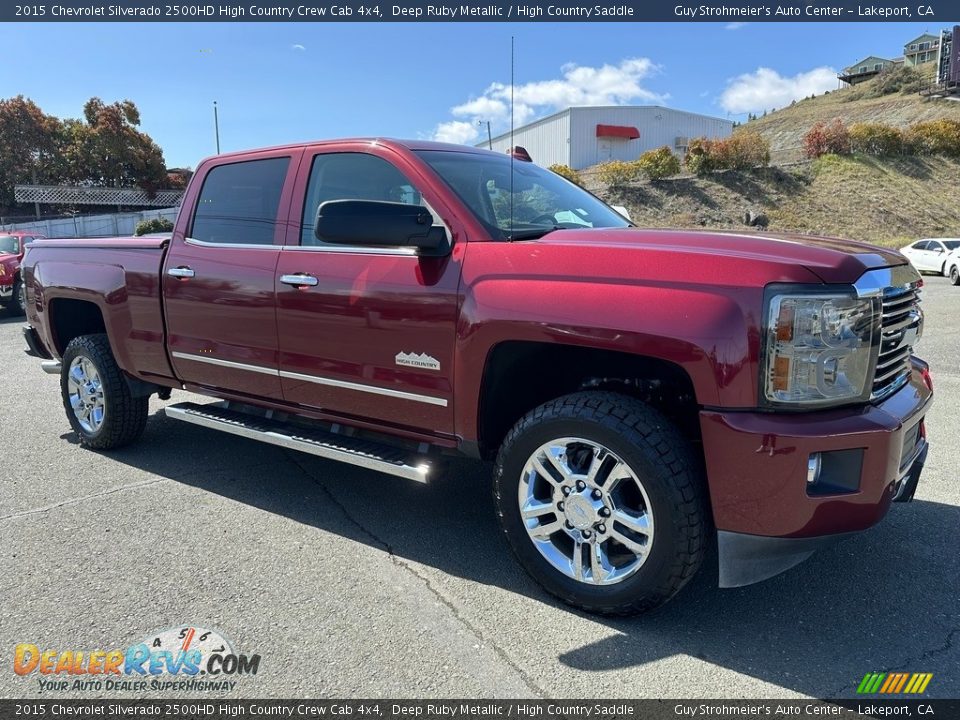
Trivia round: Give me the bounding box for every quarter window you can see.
[300,153,438,246]
[191,157,290,245]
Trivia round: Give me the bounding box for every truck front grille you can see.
[873,284,922,401]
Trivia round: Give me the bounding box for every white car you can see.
[899,238,960,284]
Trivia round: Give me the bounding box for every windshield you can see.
[0,235,20,254]
[943,240,960,251]
[415,150,631,240]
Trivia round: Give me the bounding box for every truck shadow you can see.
[98,409,959,698]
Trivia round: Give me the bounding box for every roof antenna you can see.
[509,35,515,240]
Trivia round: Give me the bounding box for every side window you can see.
[301,153,438,246]
[914,241,930,251]
[191,157,290,245]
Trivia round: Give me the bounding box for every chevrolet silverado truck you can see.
[21,140,933,614]
[1,231,44,315]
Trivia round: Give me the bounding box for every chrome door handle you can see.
[280,274,319,287]
[167,266,195,279]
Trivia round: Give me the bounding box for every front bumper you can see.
[0,284,11,300]
[701,360,932,586]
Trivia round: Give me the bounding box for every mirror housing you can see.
[314,200,450,255]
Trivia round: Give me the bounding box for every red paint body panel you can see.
[20,138,932,547]
[701,364,932,537]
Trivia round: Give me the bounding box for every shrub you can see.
[635,146,681,179]
[684,138,718,175]
[595,160,639,186]
[684,132,770,174]
[906,119,960,157]
[134,217,174,236]
[548,164,584,186]
[803,118,851,159]
[849,123,907,156]
[717,131,771,169]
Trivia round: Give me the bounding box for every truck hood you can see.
[537,228,906,284]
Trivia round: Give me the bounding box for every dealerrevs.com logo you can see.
[13,626,260,693]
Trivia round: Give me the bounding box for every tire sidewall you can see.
[11,277,25,316]
[496,411,692,610]
[951,266,959,285]
[61,340,111,445]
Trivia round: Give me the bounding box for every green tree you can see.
[0,96,63,210]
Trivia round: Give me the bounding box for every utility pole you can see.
[213,101,221,154]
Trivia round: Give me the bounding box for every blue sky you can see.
[3,21,950,167]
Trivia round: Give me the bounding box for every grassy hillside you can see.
[747,65,960,155]
[596,155,960,247]
[589,67,960,247]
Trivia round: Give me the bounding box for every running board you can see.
[164,402,432,483]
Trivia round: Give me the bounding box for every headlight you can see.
[0,265,6,277]
[762,291,879,407]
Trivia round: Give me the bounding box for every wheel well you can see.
[49,299,107,356]
[477,341,701,459]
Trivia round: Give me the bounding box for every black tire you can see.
[494,391,707,615]
[10,277,25,316]
[950,265,960,286]
[60,334,148,450]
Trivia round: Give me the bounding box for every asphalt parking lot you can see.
[1,276,957,700]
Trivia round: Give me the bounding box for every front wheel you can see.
[950,265,960,286]
[10,277,25,316]
[493,391,707,615]
[60,334,148,450]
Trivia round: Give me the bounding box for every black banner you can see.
[0,700,957,720]
[4,0,960,22]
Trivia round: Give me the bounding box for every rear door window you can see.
[191,157,290,245]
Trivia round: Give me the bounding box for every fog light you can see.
[807,453,822,484]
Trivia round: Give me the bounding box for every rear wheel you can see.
[60,334,148,450]
[493,391,707,615]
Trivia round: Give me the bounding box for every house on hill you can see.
[904,33,941,66]
[838,56,897,86]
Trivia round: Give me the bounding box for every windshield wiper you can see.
[505,226,565,241]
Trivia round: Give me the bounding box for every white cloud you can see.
[432,120,480,145]
[725,22,745,30]
[429,57,666,144]
[291,44,306,51]
[720,66,837,114]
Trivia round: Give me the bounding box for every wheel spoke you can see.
[613,509,652,538]
[521,500,555,520]
[610,529,647,559]
[589,542,611,585]
[601,460,632,492]
[570,539,586,581]
[584,448,606,484]
[69,364,86,385]
[529,519,565,540]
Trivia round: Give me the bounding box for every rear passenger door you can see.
[163,151,300,400]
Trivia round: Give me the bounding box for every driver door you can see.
[274,149,464,436]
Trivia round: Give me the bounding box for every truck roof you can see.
[208,138,492,163]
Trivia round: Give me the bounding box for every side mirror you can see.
[314,200,450,256]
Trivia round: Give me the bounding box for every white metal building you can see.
[481,106,734,170]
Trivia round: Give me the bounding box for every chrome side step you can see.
[164,402,432,483]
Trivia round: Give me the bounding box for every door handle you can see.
[167,266,195,279]
[280,274,319,287]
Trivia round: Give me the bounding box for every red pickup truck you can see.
[21,139,932,614]
[1,231,44,316]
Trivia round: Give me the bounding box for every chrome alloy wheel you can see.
[518,437,654,585]
[67,356,105,434]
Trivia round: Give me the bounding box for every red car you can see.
[0,231,43,316]
[20,140,932,614]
